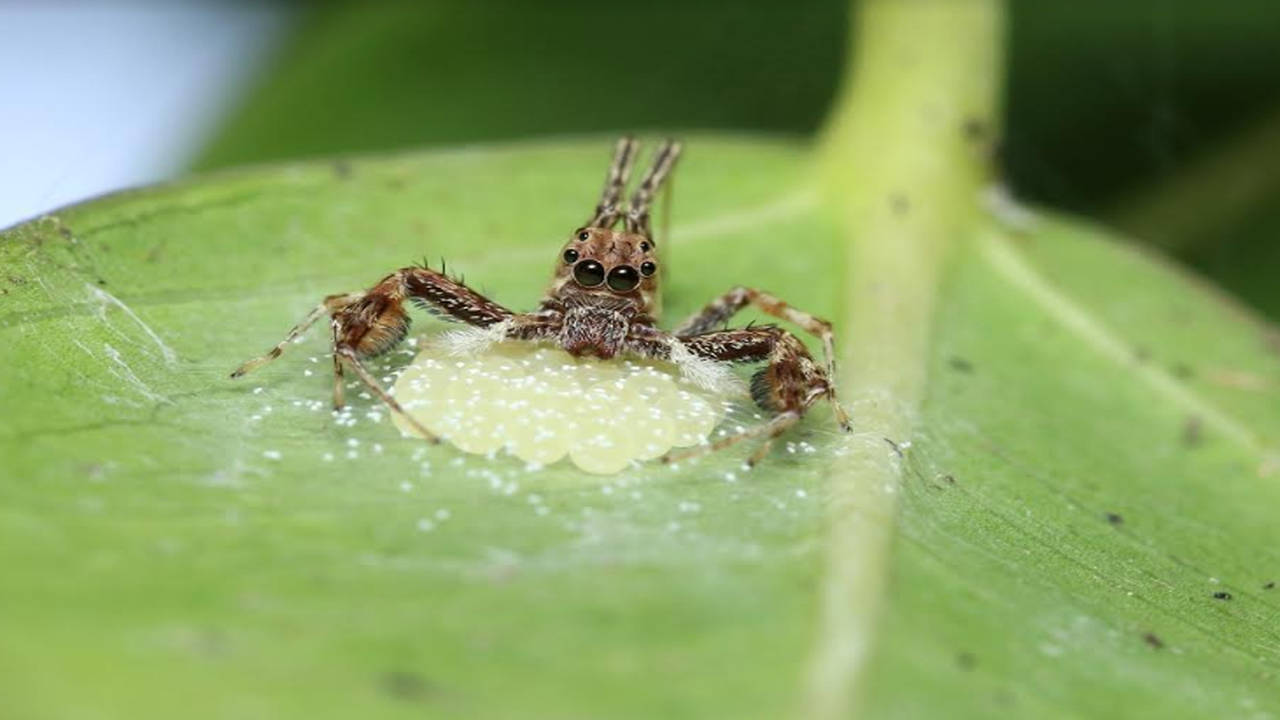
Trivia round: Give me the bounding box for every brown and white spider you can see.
[232,138,851,465]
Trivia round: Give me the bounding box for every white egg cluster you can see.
[391,340,732,474]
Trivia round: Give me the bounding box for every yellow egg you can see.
[619,373,679,460]
[391,338,737,472]
[662,389,724,447]
[568,384,643,474]
[443,357,510,454]
[503,374,575,465]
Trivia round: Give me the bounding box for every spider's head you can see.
[553,226,658,311]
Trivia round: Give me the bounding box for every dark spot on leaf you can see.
[942,474,956,485]
[947,356,973,373]
[96,278,107,286]
[956,651,977,670]
[962,117,987,142]
[1266,332,1280,357]
[1104,512,1123,526]
[333,160,352,179]
[1133,346,1150,363]
[1142,632,1164,649]
[380,670,432,702]
[1263,581,1275,590]
[1182,416,1202,447]
[884,437,904,459]
[889,193,910,216]
[1212,591,1232,601]
[1171,363,1194,380]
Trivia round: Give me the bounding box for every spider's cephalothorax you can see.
[232,138,851,466]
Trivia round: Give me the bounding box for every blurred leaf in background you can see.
[195,0,846,165]
[198,0,1280,317]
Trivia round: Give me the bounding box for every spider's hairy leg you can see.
[326,266,513,435]
[660,326,838,466]
[230,291,364,378]
[333,344,439,443]
[625,139,682,238]
[504,310,564,346]
[673,286,851,431]
[331,319,346,410]
[235,264,513,442]
[588,136,638,229]
[664,410,801,467]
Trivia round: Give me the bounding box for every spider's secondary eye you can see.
[577,230,591,241]
[640,261,656,276]
[606,265,640,292]
[563,248,579,264]
[573,260,605,286]
[639,241,650,252]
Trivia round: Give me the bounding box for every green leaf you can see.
[4,4,1280,720]
[0,138,848,718]
[4,138,1279,717]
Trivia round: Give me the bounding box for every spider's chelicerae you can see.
[233,138,851,465]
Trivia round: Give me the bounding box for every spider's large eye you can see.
[573,260,605,286]
[606,265,640,292]
[563,248,579,264]
[640,261,656,276]
[576,230,591,241]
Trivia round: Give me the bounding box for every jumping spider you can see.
[233,138,851,465]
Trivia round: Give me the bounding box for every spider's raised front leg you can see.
[624,139,681,238]
[232,265,514,442]
[231,291,364,379]
[674,286,851,430]
[661,326,841,466]
[587,136,638,228]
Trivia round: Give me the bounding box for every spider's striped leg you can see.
[624,139,682,238]
[235,264,514,445]
[587,136,639,228]
[663,410,801,467]
[331,320,346,410]
[660,326,837,466]
[673,286,850,431]
[333,344,439,444]
[230,291,363,378]
[321,265,514,439]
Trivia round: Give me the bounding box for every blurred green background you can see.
[194,0,1280,320]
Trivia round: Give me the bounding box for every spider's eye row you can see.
[577,230,591,241]
[573,259,605,287]
[640,261,657,276]
[563,248,579,264]
[606,265,640,292]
